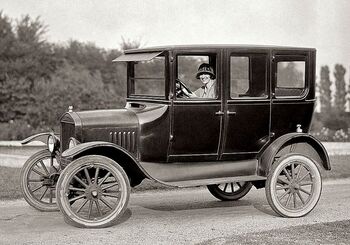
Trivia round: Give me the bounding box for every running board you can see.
[140,159,263,185]
[165,175,267,188]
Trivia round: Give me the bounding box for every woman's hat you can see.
[196,63,216,79]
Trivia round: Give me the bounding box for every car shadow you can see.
[253,203,277,217]
[138,199,252,212]
[114,208,132,225]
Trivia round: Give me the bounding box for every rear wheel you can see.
[56,155,130,228]
[207,182,253,201]
[20,149,60,212]
[266,154,322,217]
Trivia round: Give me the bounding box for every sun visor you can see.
[112,51,163,62]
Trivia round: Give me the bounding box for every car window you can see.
[230,54,267,99]
[176,54,218,100]
[130,56,165,97]
[276,61,305,97]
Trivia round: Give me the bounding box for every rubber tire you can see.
[207,182,253,201]
[20,149,59,212]
[56,155,130,228]
[265,153,322,218]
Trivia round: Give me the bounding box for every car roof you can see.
[124,44,316,54]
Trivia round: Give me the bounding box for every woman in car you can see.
[193,63,216,98]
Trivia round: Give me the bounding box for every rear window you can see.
[276,61,306,97]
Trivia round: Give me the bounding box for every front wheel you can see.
[265,154,322,218]
[20,149,60,212]
[56,155,130,228]
[207,182,253,201]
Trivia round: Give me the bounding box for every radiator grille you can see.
[60,122,75,152]
[109,131,136,153]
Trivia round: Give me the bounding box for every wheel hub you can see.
[85,184,102,200]
[91,190,98,197]
[289,180,300,193]
[42,173,59,186]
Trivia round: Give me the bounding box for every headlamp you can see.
[47,135,55,153]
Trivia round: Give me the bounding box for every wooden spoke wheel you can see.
[20,149,60,212]
[207,181,253,201]
[56,155,130,228]
[266,154,322,217]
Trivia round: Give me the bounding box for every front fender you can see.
[21,132,59,145]
[258,133,330,176]
[61,141,134,159]
[61,141,153,181]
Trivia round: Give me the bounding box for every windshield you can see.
[129,54,166,97]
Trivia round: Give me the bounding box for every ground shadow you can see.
[114,208,132,225]
[138,199,252,212]
[253,203,277,216]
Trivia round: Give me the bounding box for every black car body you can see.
[21,45,330,228]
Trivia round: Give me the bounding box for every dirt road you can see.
[1,179,350,244]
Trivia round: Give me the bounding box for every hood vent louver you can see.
[109,130,136,153]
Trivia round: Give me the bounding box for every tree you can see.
[12,15,57,86]
[64,40,105,72]
[0,13,60,123]
[348,68,350,112]
[0,12,16,121]
[120,36,141,51]
[103,49,126,98]
[334,64,346,114]
[319,66,332,113]
[0,11,15,61]
[27,62,121,128]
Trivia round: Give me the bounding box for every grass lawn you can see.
[0,155,349,200]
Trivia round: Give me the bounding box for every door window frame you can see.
[172,50,222,103]
[228,53,269,100]
[272,54,309,100]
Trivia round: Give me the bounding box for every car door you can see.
[220,50,271,160]
[271,51,314,138]
[168,50,223,161]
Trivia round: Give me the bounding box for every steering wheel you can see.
[175,79,194,98]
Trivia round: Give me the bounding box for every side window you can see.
[177,54,217,99]
[230,54,267,98]
[276,61,306,97]
[131,56,165,97]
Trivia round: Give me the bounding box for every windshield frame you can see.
[127,51,169,100]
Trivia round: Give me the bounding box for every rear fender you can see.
[61,141,151,187]
[258,133,330,176]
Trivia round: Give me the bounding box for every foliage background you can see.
[0,12,128,139]
[0,12,349,141]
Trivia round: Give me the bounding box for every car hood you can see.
[60,109,139,153]
[74,109,139,129]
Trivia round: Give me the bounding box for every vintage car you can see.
[20,45,330,228]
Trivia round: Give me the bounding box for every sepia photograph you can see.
[0,0,350,244]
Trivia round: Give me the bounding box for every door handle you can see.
[227,111,236,116]
[215,111,224,116]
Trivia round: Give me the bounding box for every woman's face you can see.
[199,74,211,84]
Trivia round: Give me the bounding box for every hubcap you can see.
[85,184,103,199]
[290,181,300,192]
[91,190,98,197]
